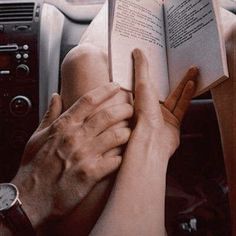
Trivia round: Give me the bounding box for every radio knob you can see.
[16,64,30,77]
[9,96,32,117]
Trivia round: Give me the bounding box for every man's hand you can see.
[11,83,133,229]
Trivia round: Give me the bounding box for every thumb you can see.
[36,93,62,132]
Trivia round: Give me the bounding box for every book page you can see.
[165,0,228,95]
[109,0,169,100]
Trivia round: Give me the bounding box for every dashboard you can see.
[0,0,234,235]
[0,0,41,181]
[0,0,106,182]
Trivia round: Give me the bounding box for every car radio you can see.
[0,43,32,81]
[0,1,41,182]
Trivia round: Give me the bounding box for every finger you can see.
[173,80,196,122]
[164,67,199,112]
[64,82,120,122]
[103,147,123,158]
[133,48,149,89]
[108,120,130,130]
[84,103,133,136]
[133,49,162,120]
[36,93,62,132]
[92,128,131,155]
[96,155,122,179]
[161,106,180,128]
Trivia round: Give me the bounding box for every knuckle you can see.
[137,79,148,88]
[101,109,114,123]
[75,145,89,160]
[136,80,152,94]
[50,115,71,133]
[80,94,96,106]
[50,120,64,133]
[84,118,97,131]
[77,162,97,182]
[110,129,126,145]
[63,134,76,147]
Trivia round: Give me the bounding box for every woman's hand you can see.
[12,83,133,229]
[89,50,199,236]
[132,49,199,160]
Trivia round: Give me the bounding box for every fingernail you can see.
[50,93,59,105]
[52,93,58,98]
[189,66,199,76]
[133,48,141,59]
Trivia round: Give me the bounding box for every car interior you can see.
[0,0,235,235]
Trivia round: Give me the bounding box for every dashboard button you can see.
[23,45,29,50]
[23,53,29,59]
[15,25,30,31]
[9,96,32,117]
[16,54,21,60]
[16,64,30,77]
[0,70,10,75]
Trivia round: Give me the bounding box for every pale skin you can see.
[90,49,198,236]
[0,48,197,236]
[44,44,198,236]
[1,11,234,236]
[49,9,236,236]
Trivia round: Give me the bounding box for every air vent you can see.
[0,3,35,22]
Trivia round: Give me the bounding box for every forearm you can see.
[89,47,196,236]
[90,128,169,236]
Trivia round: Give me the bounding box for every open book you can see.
[109,0,229,100]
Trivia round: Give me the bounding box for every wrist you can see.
[11,174,51,229]
[134,123,171,165]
